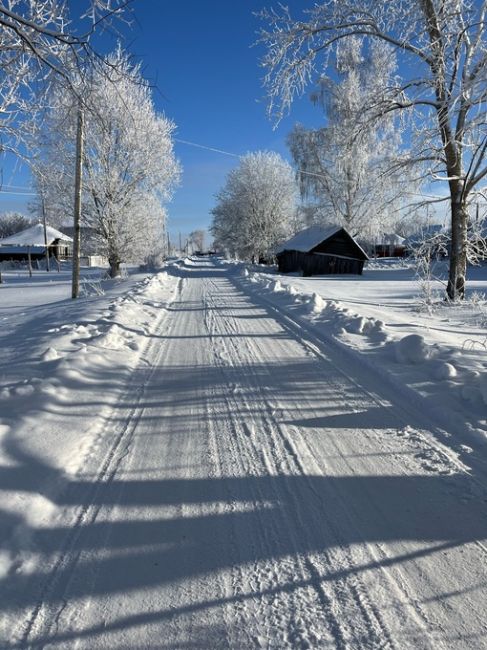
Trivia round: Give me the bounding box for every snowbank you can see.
[0,268,180,579]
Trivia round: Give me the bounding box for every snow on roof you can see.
[276,225,343,254]
[378,233,406,246]
[0,223,73,247]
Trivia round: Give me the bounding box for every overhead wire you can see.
[174,137,448,201]
[0,190,36,195]
[0,136,450,201]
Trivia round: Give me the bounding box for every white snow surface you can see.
[1,257,487,648]
[0,223,72,246]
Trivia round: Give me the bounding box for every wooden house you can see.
[0,223,72,262]
[276,225,369,276]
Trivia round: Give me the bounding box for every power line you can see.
[174,136,448,199]
[1,184,34,190]
[0,190,36,196]
[174,138,240,159]
[174,137,334,181]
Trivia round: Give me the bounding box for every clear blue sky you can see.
[128,0,320,241]
[0,1,321,241]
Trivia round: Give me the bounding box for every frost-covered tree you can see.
[188,229,206,253]
[288,38,408,241]
[0,1,130,154]
[0,212,31,238]
[210,151,298,261]
[33,51,180,277]
[260,1,487,300]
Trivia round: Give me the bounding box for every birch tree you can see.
[33,51,180,277]
[260,1,487,300]
[210,151,298,260]
[288,38,408,241]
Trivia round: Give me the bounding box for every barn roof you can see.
[276,224,368,259]
[276,225,342,254]
[0,223,72,247]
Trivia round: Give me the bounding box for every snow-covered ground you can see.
[239,259,487,459]
[0,266,181,581]
[1,258,487,648]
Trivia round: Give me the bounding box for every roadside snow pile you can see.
[0,269,179,580]
[310,292,326,314]
[394,334,431,363]
[0,271,178,442]
[239,269,487,444]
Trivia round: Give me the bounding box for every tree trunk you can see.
[109,256,121,278]
[447,197,468,301]
[72,104,84,299]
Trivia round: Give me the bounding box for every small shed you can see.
[0,223,72,262]
[276,225,369,276]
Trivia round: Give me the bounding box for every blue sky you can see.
[0,0,322,242]
[129,0,320,240]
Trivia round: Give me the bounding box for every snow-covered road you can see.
[3,259,487,648]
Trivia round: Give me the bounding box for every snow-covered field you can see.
[1,258,487,648]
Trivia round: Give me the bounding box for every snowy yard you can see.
[1,257,487,648]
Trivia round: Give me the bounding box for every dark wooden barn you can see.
[276,225,368,276]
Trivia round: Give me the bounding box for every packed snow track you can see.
[3,258,487,649]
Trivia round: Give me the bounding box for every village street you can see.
[3,258,487,649]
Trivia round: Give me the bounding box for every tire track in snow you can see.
[203,272,446,648]
[202,278,331,647]
[235,277,456,646]
[202,280,301,647]
[202,275,400,649]
[14,277,185,648]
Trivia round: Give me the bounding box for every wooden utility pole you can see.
[27,246,33,278]
[42,196,50,272]
[72,103,84,299]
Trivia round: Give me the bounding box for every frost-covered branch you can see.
[259,0,487,300]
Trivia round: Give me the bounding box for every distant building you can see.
[0,223,72,262]
[276,225,369,276]
[374,233,406,258]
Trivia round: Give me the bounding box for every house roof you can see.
[276,225,343,254]
[0,223,73,247]
[276,224,368,259]
[377,233,406,246]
